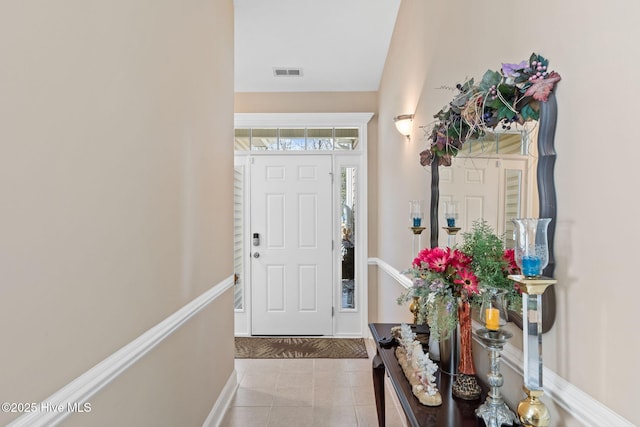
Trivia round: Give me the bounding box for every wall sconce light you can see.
[394,114,414,139]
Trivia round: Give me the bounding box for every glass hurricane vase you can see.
[479,288,509,331]
[512,218,551,277]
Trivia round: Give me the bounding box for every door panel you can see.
[251,155,333,335]
[438,157,499,247]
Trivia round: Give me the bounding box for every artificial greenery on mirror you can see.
[419,53,561,167]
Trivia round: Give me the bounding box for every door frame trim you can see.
[233,113,373,337]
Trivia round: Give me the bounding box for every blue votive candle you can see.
[413,217,422,227]
[446,217,455,227]
[522,255,541,277]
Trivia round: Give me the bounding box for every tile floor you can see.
[220,340,406,427]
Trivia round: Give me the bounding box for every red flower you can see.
[425,247,450,272]
[454,269,479,295]
[450,249,472,270]
[502,249,519,275]
[413,248,432,267]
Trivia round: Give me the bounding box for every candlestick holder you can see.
[509,275,557,427]
[442,226,461,248]
[409,296,420,324]
[474,328,518,427]
[410,226,426,255]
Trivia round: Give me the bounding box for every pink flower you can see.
[502,249,519,275]
[413,248,432,267]
[454,269,479,295]
[425,247,450,272]
[450,249,472,270]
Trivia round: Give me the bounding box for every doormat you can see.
[235,337,369,359]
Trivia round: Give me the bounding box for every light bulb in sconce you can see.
[394,114,414,139]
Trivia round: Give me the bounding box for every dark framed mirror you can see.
[429,92,558,333]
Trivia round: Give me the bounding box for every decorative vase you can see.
[452,299,482,400]
[428,334,440,361]
[438,324,459,375]
[512,218,551,277]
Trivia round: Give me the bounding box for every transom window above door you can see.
[234,127,359,151]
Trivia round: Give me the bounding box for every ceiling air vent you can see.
[273,67,303,77]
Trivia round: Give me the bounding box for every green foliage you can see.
[426,293,458,341]
[459,220,521,310]
[479,70,501,92]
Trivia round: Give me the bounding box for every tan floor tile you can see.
[236,359,283,373]
[220,406,270,427]
[278,358,315,373]
[232,386,275,407]
[272,387,314,407]
[241,372,279,389]
[313,370,347,388]
[267,406,314,427]
[312,406,358,427]
[276,372,314,389]
[347,370,373,388]
[344,358,371,372]
[354,405,380,427]
[351,386,375,406]
[227,352,407,427]
[313,386,354,406]
[314,358,350,372]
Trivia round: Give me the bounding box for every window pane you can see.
[467,133,498,154]
[335,128,359,150]
[497,132,524,154]
[503,169,522,249]
[341,166,357,309]
[235,129,251,151]
[233,166,244,310]
[307,128,334,150]
[251,128,278,151]
[279,128,305,150]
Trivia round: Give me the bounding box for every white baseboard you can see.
[369,257,635,427]
[202,370,238,427]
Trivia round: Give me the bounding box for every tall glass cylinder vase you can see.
[512,218,551,277]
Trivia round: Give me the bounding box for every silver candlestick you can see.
[474,328,518,427]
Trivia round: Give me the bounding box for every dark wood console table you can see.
[369,323,488,427]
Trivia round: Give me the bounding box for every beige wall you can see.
[235,91,377,113]
[377,0,640,425]
[0,1,234,425]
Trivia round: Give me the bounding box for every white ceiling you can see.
[234,0,401,93]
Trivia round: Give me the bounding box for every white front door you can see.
[438,156,500,247]
[438,156,528,247]
[250,155,333,335]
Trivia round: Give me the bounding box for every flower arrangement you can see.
[398,220,521,340]
[459,220,522,309]
[419,53,561,167]
[399,246,479,340]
